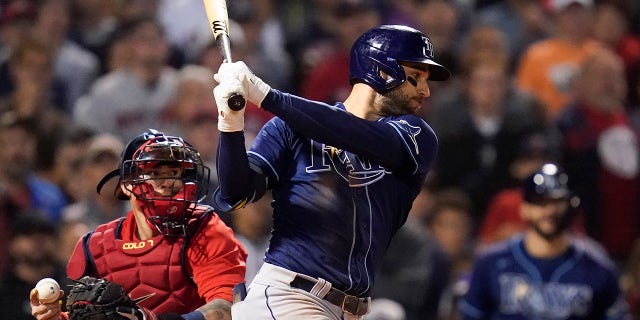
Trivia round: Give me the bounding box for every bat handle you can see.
[216,33,246,111]
[228,93,246,111]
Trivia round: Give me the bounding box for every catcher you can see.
[29,129,247,320]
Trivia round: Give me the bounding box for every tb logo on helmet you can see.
[349,25,450,93]
[421,36,434,60]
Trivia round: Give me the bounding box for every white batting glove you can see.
[213,76,245,132]
[214,61,271,107]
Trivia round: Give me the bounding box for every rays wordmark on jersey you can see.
[499,273,593,319]
[306,140,391,187]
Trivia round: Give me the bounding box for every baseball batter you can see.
[459,163,630,320]
[30,129,247,320]
[212,25,450,319]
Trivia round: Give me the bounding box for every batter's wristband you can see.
[181,311,205,320]
[157,311,205,320]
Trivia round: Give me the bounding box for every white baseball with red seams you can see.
[35,278,61,304]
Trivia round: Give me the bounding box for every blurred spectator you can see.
[622,238,640,320]
[67,0,120,74]
[58,133,127,264]
[30,0,100,113]
[426,189,474,282]
[440,24,512,117]
[229,0,294,92]
[591,1,640,107]
[117,0,191,69]
[56,219,89,270]
[61,133,127,229]
[72,16,178,142]
[48,126,96,202]
[0,0,36,96]
[556,46,640,263]
[0,212,67,320]
[633,67,640,115]
[0,36,72,185]
[381,0,420,27]
[428,51,544,221]
[229,190,273,285]
[515,0,599,122]
[424,188,474,320]
[115,0,159,24]
[157,0,214,64]
[413,0,463,84]
[0,0,35,60]
[0,113,67,224]
[474,0,550,66]
[0,37,68,132]
[408,182,435,227]
[458,24,511,68]
[101,24,129,72]
[160,64,217,136]
[299,0,380,103]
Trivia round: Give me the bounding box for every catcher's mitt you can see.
[66,276,137,320]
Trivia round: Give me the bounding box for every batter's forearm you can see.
[217,132,253,203]
[196,299,232,320]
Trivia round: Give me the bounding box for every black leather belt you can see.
[289,276,369,316]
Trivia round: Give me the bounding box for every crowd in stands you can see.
[1,0,640,319]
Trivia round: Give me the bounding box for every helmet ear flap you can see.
[351,49,407,93]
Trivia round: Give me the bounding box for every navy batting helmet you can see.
[523,163,579,207]
[349,25,450,93]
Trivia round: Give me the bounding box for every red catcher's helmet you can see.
[96,129,211,236]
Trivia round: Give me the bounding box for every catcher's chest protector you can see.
[83,220,205,314]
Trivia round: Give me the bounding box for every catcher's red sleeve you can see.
[67,235,89,280]
[187,213,247,302]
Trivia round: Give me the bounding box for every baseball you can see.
[35,278,61,303]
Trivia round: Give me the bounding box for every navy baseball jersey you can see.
[216,90,438,297]
[460,236,630,320]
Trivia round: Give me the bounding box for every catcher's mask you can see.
[96,129,211,236]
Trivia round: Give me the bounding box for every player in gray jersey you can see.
[213,25,450,319]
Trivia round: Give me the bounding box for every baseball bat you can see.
[202,0,246,111]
